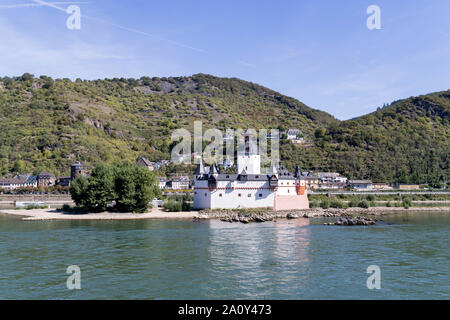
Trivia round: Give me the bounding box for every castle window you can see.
[238,193,241,197]
[248,194,251,197]
[219,193,222,197]
[259,193,262,197]
[204,193,207,196]
[194,192,197,195]
[288,189,290,193]
[256,175,259,178]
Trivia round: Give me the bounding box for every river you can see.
[0,211,448,299]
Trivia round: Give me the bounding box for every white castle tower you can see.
[237,130,260,174]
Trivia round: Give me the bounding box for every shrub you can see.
[358,200,370,208]
[164,199,182,212]
[386,201,392,207]
[402,197,412,209]
[309,201,319,208]
[349,198,360,207]
[61,204,72,212]
[330,199,344,208]
[367,194,376,201]
[320,199,330,209]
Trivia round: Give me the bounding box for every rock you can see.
[286,213,298,219]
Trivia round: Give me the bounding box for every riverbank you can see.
[0,207,199,221]
[1,206,448,221]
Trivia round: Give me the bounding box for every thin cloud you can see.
[29,0,206,53]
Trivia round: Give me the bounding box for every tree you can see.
[114,162,160,213]
[12,160,26,173]
[85,164,116,212]
[69,163,160,213]
[70,176,89,208]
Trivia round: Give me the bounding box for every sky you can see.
[0,0,449,120]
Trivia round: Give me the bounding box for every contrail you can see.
[29,0,206,52]
[0,2,86,9]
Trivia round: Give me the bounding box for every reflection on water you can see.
[0,211,448,299]
[207,219,311,299]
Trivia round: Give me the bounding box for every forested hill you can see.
[286,90,449,185]
[0,73,335,176]
[0,73,448,185]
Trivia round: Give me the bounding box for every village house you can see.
[136,157,156,171]
[266,131,281,140]
[319,182,347,190]
[397,184,420,190]
[158,177,168,189]
[372,183,392,190]
[304,175,320,190]
[317,172,348,184]
[169,176,190,190]
[348,180,373,191]
[37,172,56,188]
[285,129,302,140]
[0,174,38,191]
[56,176,71,187]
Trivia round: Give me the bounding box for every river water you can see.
[0,211,448,299]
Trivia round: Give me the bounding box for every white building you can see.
[158,177,168,189]
[348,180,373,191]
[193,132,309,210]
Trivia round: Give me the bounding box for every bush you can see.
[367,194,376,201]
[386,201,392,207]
[402,197,412,209]
[349,198,360,207]
[320,199,330,209]
[164,199,182,212]
[61,204,72,212]
[164,193,192,211]
[330,199,344,208]
[309,201,319,208]
[358,200,370,208]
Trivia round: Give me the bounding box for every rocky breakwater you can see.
[196,208,347,223]
[325,216,376,226]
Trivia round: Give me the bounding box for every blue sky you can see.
[0,0,449,119]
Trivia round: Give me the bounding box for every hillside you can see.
[0,73,448,185]
[0,73,335,177]
[285,90,449,185]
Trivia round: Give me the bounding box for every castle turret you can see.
[237,130,261,174]
[71,161,86,180]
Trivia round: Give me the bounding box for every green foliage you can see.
[402,197,412,209]
[69,162,160,213]
[163,193,193,212]
[358,200,370,208]
[114,162,160,213]
[0,74,448,185]
[330,199,345,208]
[164,199,183,212]
[320,199,330,209]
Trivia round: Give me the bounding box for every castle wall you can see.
[274,192,309,211]
[194,179,274,209]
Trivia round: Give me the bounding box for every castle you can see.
[193,132,309,210]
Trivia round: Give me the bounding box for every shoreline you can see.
[0,207,199,221]
[0,206,448,221]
